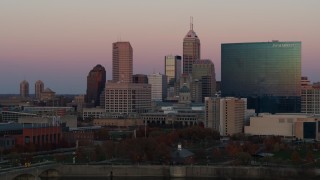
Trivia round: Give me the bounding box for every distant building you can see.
[191,59,216,102]
[93,117,143,128]
[221,41,301,113]
[301,77,320,114]
[0,123,62,148]
[165,55,181,85]
[132,74,148,84]
[20,80,29,98]
[179,85,192,104]
[35,80,44,100]
[40,88,55,101]
[205,97,246,136]
[23,106,75,116]
[245,113,320,140]
[82,108,105,120]
[183,18,200,75]
[86,64,106,107]
[105,82,151,114]
[148,73,167,101]
[112,42,133,83]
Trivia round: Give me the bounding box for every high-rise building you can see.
[20,80,29,98]
[148,73,167,101]
[35,80,44,100]
[165,55,181,86]
[221,41,301,113]
[205,97,246,136]
[301,77,320,114]
[86,64,106,106]
[183,18,200,75]
[191,59,216,102]
[112,42,133,83]
[132,74,148,84]
[105,82,151,114]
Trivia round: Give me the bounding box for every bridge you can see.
[0,163,60,180]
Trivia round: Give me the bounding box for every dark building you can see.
[221,41,301,113]
[132,74,148,84]
[86,64,106,107]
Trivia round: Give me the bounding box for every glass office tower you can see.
[221,41,301,113]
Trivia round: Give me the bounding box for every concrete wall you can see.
[57,165,320,179]
[4,164,320,179]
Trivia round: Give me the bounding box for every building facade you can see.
[105,82,151,114]
[221,41,301,113]
[165,55,181,85]
[148,73,167,101]
[191,59,216,102]
[301,77,320,114]
[112,42,133,83]
[20,80,29,98]
[183,19,200,75]
[205,97,246,136]
[35,80,44,100]
[86,64,106,106]
[245,114,320,140]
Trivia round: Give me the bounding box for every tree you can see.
[305,150,315,163]
[237,152,252,165]
[291,151,301,164]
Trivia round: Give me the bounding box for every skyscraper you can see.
[86,64,106,106]
[165,55,181,85]
[183,17,200,75]
[221,41,301,113]
[20,80,29,98]
[112,42,133,83]
[192,59,216,102]
[148,73,167,101]
[35,80,44,100]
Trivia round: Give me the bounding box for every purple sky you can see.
[0,0,319,94]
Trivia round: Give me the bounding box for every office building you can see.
[86,64,106,106]
[205,97,246,136]
[35,80,44,100]
[148,73,167,101]
[221,41,301,113]
[191,59,216,102]
[301,77,320,114]
[105,82,151,114]
[165,55,181,85]
[183,18,200,75]
[20,80,29,98]
[112,42,133,83]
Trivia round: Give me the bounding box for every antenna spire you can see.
[190,16,193,30]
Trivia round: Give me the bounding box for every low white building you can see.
[245,113,320,140]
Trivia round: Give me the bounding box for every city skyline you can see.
[0,0,319,94]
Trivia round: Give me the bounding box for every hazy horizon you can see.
[1,0,319,94]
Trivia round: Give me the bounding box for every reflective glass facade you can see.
[221,41,301,113]
[165,55,181,86]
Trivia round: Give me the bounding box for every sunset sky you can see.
[0,0,319,94]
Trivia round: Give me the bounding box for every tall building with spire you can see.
[20,80,29,98]
[183,17,201,75]
[112,42,133,83]
[86,64,106,106]
[35,80,44,100]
